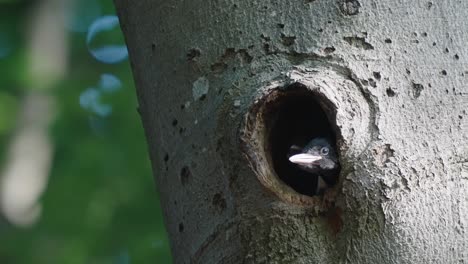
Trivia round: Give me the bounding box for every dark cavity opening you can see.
[266,84,338,196]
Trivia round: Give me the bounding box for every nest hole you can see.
[265,84,339,196]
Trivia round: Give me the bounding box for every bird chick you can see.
[288,137,340,194]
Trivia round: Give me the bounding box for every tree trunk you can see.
[114,0,468,263]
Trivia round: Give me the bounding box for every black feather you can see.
[288,137,340,193]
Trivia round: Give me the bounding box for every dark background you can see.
[0,0,172,263]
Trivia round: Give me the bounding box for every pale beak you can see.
[288,153,322,165]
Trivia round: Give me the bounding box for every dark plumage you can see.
[288,137,340,194]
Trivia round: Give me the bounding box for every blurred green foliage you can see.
[0,1,172,263]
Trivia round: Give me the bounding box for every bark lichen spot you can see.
[339,0,361,16]
[192,77,209,101]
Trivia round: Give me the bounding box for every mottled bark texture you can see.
[114,0,468,263]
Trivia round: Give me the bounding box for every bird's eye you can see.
[320,147,329,155]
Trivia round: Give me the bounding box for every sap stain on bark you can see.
[326,207,343,235]
[343,36,374,50]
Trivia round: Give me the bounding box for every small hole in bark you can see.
[180,166,191,186]
[179,223,184,232]
[386,88,396,97]
[373,72,381,80]
[263,85,339,196]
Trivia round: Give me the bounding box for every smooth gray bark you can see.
[114,0,468,263]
